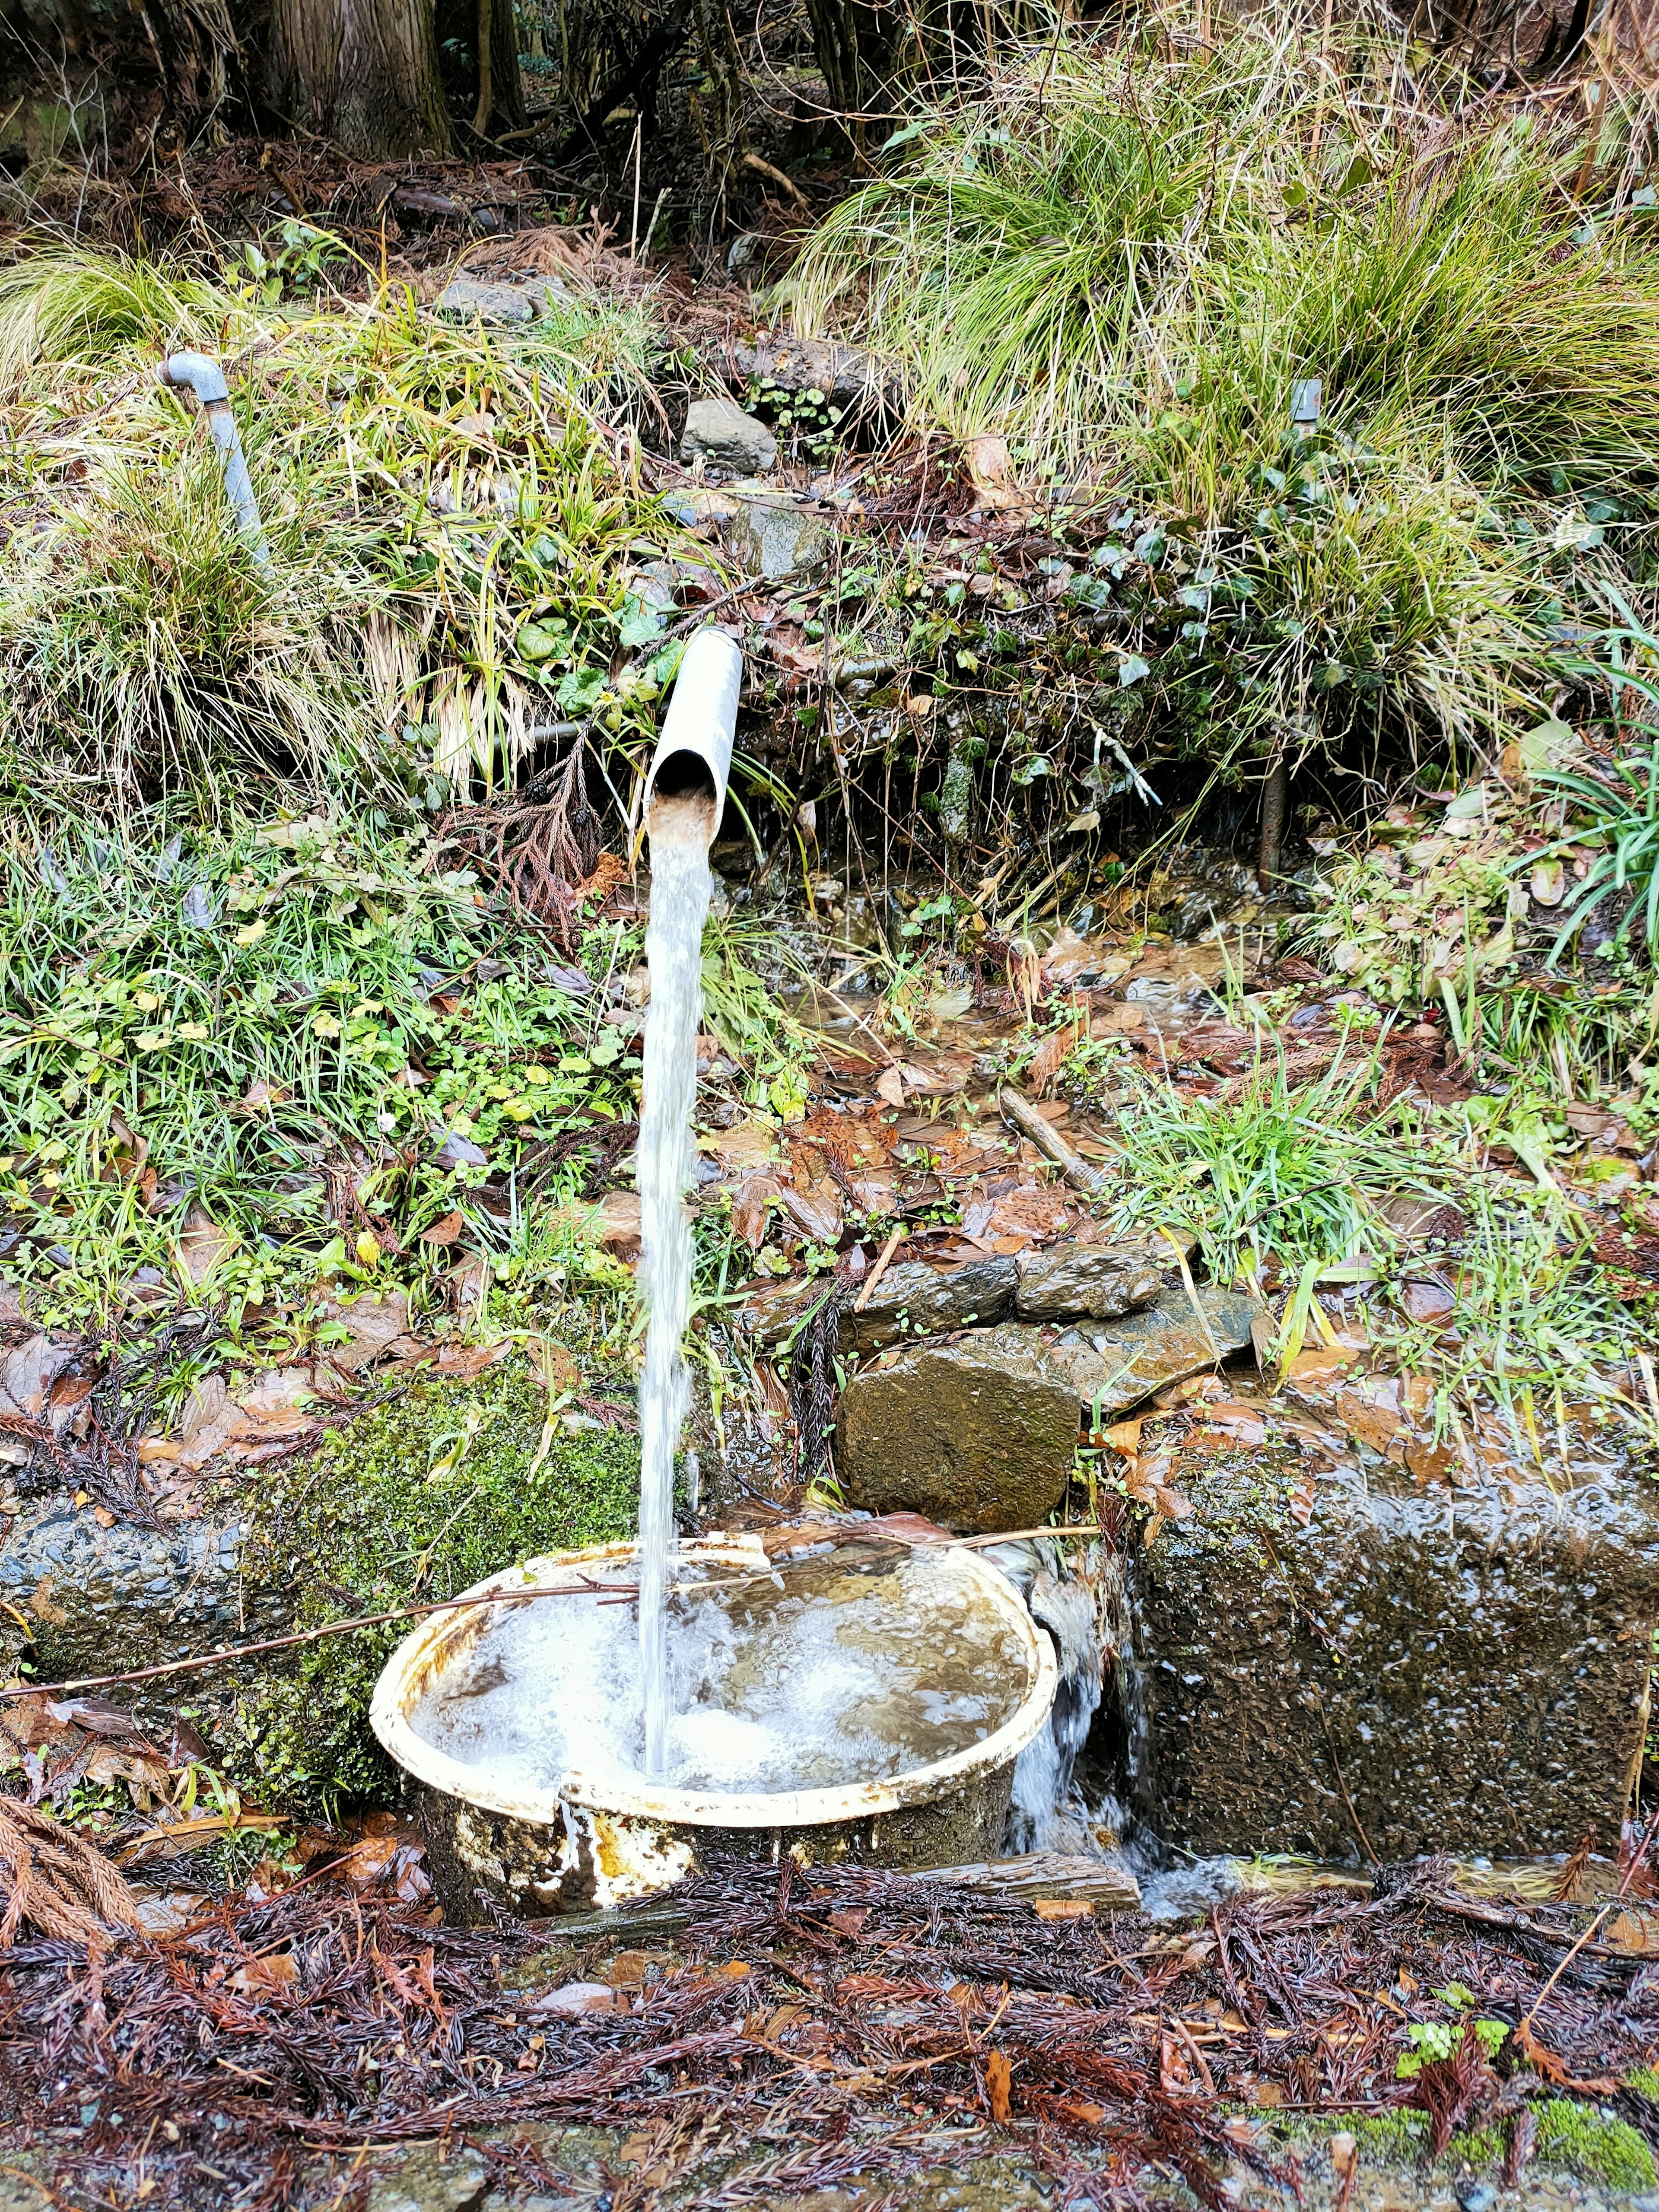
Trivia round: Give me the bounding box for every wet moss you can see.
[1316,2103,1656,2191]
[1532,2100,1656,2190]
[226,1357,639,1816]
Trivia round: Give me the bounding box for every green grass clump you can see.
[791,5,1659,762]
[231,1360,640,1810]
[1104,1045,1436,1283]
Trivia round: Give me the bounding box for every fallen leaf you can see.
[420,1211,464,1246]
[529,1981,630,2016]
[1530,857,1566,908]
[28,1577,68,1626]
[1401,1278,1455,1324]
[1513,2015,1617,2092]
[175,1203,238,1287]
[829,1907,871,1937]
[232,1082,290,1115]
[875,1065,906,1107]
[1027,1031,1071,1096]
[985,2047,1013,2123]
[962,433,1032,514]
[1203,1401,1267,1445]
[1,1335,79,1421]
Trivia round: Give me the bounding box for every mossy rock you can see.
[226,1357,639,1817]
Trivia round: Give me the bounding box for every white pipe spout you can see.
[643,626,741,835]
[158,351,274,577]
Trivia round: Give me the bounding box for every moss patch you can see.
[228,1357,639,1815]
[1534,2101,1656,2192]
[1309,2103,1656,2193]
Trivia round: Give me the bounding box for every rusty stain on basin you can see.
[371,1537,1058,1920]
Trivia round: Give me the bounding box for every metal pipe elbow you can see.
[159,351,232,407]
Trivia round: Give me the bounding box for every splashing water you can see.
[638,795,714,1778]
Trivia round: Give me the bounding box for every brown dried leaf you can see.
[229,1950,299,1994]
[984,2047,1013,2123]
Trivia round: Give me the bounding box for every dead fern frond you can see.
[0,1796,145,1949]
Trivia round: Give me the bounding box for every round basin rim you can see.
[369,1537,1060,1830]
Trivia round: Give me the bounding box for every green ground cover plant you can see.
[0,810,639,1348]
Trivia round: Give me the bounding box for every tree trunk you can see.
[483,0,526,134]
[268,0,451,156]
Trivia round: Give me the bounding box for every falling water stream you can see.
[637,793,715,1778]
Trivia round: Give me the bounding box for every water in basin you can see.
[407,1545,1033,1798]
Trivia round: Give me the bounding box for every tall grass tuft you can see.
[792,7,1659,755]
[0,248,687,819]
[0,245,239,394]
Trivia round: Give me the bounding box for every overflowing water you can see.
[637,793,715,1778]
[406,1548,1033,1796]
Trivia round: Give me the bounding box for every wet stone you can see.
[364,2143,491,2212]
[680,394,777,475]
[1041,1288,1261,1417]
[1129,1443,1659,1862]
[842,1256,1017,1355]
[0,1489,291,1723]
[836,1325,1081,1533]
[721,493,833,581]
[1014,1244,1161,1322]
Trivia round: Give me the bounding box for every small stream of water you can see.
[637,794,715,1779]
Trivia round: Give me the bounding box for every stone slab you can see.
[835,1325,1081,1533]
[1129,1445,1659,1862]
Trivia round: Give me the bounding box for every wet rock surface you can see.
[680,394,778,475]
[1042,1287,1260,1414]
[836,1325,1082,1532]
[1130,1443,1659,1862]
[841,1255,1017,1354]
[833,1291,1261,1529]
[0,1489,289,1703]
[1014,1243,1162,1321]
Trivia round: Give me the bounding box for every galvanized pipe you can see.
[158,351,274,577]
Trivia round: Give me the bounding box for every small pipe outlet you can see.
[159,351,274,577]
[644,626,741,829]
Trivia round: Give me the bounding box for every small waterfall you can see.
[998,1540,1114,1854]
[636,795,714,1779]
